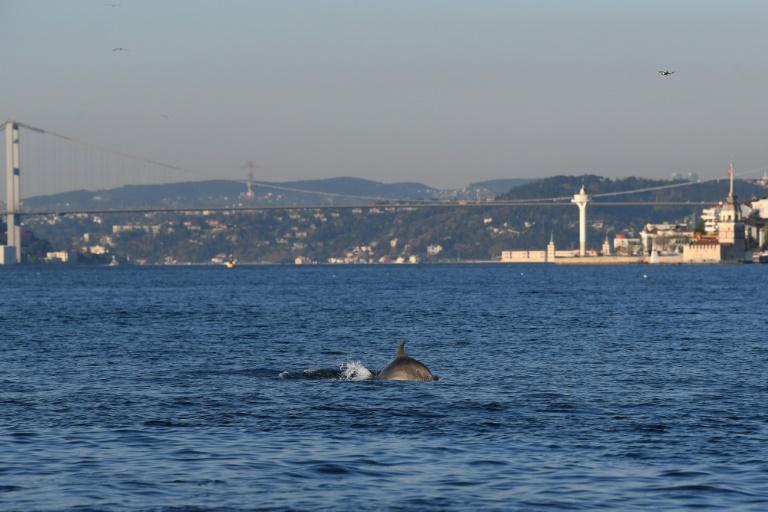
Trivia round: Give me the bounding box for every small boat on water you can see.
[108,255,119,266]
[225,255,236,269]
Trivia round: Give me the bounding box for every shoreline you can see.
[4,258,764,267]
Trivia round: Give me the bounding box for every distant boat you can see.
[108,255,119,266]
[225,255,236,269]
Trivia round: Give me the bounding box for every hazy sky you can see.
[3,0,768,189]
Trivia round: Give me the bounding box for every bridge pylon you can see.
[4,120,21,263]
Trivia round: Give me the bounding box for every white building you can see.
[613,233,643,256]
[427,244,443,256]
[749,197,768,219]
[684,169,748,263]
[45,251,75,263]
[700,203,751,234]
[640,223,692,254]
[701,207,719,233]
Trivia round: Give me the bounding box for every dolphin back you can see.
[378,342,435,382]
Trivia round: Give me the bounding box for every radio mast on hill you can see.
[243,160,257,200]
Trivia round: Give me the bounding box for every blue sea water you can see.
[1,264,767,511]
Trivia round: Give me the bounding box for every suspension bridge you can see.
[1,119,760,263]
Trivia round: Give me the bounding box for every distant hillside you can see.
[468,178,531,196]
[23,181,242,211]
[25,174,768,264]
[22,177,439,211]
[433,178,531,200]
[499,174,767,202]
[270,177,437,199]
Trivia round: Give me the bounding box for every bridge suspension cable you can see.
[4,119,767,208]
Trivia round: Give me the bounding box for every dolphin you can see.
[377,342,435,381]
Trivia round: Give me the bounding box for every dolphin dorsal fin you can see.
[396,341,407,357]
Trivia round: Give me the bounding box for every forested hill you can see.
[21,176,529,211]
[22,177,439,211]
[20,174,768,264]
[499,175,767,203]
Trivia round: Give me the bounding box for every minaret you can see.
[721,162,740,224]
[571,184,591,256]
[727,160,735,205]
[601,234,612,256]
[718,161,745,251]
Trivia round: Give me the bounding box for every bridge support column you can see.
[4,120,21,263]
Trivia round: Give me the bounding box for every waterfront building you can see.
[684,164,748,263]
[743,201,767,248]
[749,197,768,219]
[500,234,577,263]
[682,234,724,263]
[640,223,692,255]
[700,202,750,235]
[613,233,643,256]
[0,246,16,265]
[500,249,547,263]
[497,174,763,265]
[701,207,720,233]
[45,251,76,264]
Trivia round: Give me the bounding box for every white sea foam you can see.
[340,361,373,381]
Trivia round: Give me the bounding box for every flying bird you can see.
[658,70,675,76]
[112,47,127,52]
[104,2,121,6]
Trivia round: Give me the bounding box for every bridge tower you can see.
[4,120,21,263]
[571,184,591,257]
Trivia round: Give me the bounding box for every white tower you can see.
[4,120,21,263]
[571,184,591,257]
[546,232,556,262]
[601,234,612,256]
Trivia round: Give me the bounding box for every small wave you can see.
[279,368,341,380]
[143,419,190,428]
[648,484,756,496]
[340,361,373,381]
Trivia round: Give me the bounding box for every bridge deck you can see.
[1,201,714,217]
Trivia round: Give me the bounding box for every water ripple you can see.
[1,265,767,510]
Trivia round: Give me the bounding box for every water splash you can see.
[340,361,373,381]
